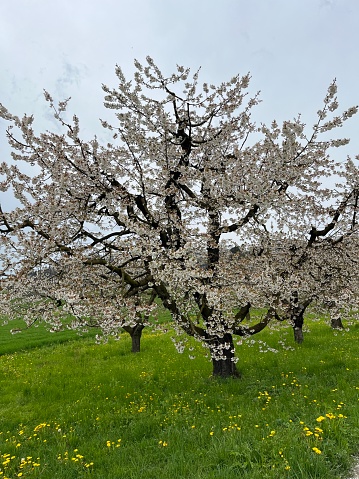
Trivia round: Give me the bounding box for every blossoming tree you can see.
[251,225,359,343]
[1,57,358,377]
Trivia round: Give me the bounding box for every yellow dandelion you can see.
[316,416,326,422]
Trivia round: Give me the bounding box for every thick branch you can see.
[233,307,276,336]
[308,190,354,246]
[220,204,259,234]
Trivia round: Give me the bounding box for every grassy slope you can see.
[0,318,359,478]
[0,319,98,355]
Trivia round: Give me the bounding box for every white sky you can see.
[1,0,359,208]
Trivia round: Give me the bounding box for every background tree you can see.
[1,57,358,377]
[253,199,359,344]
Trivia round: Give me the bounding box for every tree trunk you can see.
[293,326,304,344]
[123,324,145,353]
[331,315,344,330]
[210,333,240,378]
[290,307,304,343]
[289,292,310,344]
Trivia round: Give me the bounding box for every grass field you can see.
[1,316,359,478]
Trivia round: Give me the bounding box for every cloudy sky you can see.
[0,0,358,201]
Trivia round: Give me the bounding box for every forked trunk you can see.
[123,324,145,353]
[210,333,240,378]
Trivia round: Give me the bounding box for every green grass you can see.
[0,319,98,355]
[0,318,359,478]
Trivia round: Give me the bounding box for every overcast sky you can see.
[1,0,359,206]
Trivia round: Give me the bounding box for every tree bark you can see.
[326,301,344,330]
[293,326,304,344]
[210,333,240,378]
[291,307,305,343]
[122,324,145,353]
[331,315,344,330]
[289,293,310,344]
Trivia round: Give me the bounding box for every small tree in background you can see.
[1,57,358,377]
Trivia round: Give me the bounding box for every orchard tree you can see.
[252,219,359,343]
[1,57,358,377]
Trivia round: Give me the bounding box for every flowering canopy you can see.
[1,57,358,376]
